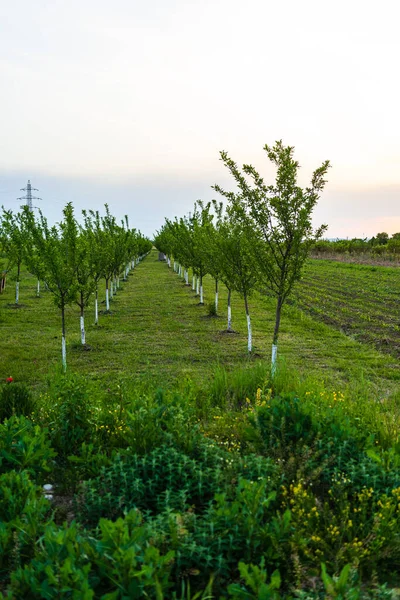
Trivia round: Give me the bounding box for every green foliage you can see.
[5,510,175,600]
[0,382,35,421]
[214,141,330,353]
[0,470,50,578]
[228,559,281,599]
[0,415,56,478]
[74,444,231,527]
[42,372,97,459]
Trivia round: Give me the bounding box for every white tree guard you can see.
[62,335,67,372]
[80,315,86,345]
[247,314,252,353]
[271,344,278,375]
[106,289,110,311]
[15,281,19,304]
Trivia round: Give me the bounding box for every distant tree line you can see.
[313,232,400,256]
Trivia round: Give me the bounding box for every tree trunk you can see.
[80,294,86,345]
[196,277,200,296]
[36,279,40,297]
[215,279,219,313]
[271,296,283,374]
[15,263,20,304]
[192,275,195,291]
[95,287,99,325]
[244,293,252,353]
[227,289,232,331]
[199,275,204,304]
[105,279,110,311]
[61,303,67,372]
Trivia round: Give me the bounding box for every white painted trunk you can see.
[228,305,232,330]
[95,296,99,325]
[271,344,278,375]
[247,314,252,353]
[131,260,135,269]
[200,285,204,304]
[185,270,189,284]
[192,276,195,291]
[110,284,114,300]
[15,281,19,304]
[215,291,218,312]
[117,276,120,289]
[168,257,171,267]
[62,335,67,372]
[106,288,110,311]
[196,279,200,295]
[36,279,40,297]
[80,315,86,345]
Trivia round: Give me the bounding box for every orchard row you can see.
[155,141,330,370]
[0,204,152,370]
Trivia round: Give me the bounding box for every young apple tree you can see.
[216,141,330,371]
[0,207,28,305]
[26,203,78,371]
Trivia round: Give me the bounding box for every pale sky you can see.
[1,0,400,238]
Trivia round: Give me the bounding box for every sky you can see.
[1,0,399,238]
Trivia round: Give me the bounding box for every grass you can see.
[1,250,400,409]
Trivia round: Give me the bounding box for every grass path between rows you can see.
[1,249,400,401]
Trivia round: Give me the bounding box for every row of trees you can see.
[0,204,152,370]
[155,141,330,371]
[313,233,400,256]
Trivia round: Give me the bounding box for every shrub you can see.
[36,372,97,459]
[0,470,50,577]
[0,382,35,422]
[5,511,174,599]
[0,415,56,479]
[74,444,231,527]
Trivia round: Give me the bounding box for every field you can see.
[2,251,400,396]
[1,250,400,598]
[294,259,400,358]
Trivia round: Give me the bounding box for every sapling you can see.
[25,203,78,371]
[0,207,28,305]
[216,141,330,371]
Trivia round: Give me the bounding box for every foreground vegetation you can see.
[1,251,400,597]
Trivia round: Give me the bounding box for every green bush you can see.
[0,470,50,578]
[74,444,231,527]
[5,511,174,599]
[0,415,56,479]
[0,382,35,422]
[37,372,97,459]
